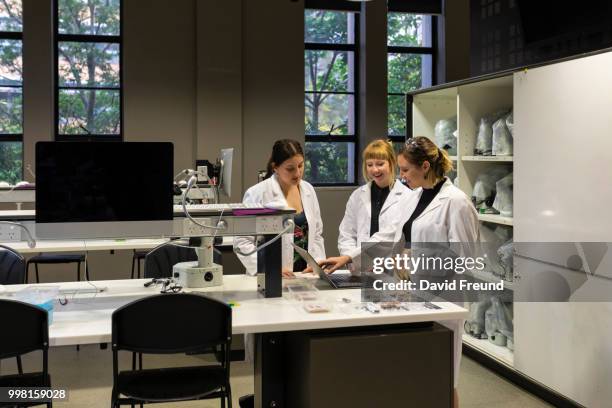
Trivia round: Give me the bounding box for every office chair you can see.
[110,293,233,407]
[0,245,27,376]
[0,244,26,285]
[0,299,51,408]
[143,239,222,279]
[26,253,89,283]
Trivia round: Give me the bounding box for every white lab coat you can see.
[233,175,326,275]
[338,180,414,261]
[355,177,479,387]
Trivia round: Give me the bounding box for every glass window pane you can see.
[59,42,120,87]
[388,94,406,137]
[58,89,120,135]
[305,10,355,44]
[0,141,22,183]
[388,53,433,93]
[305,50,354,92]
[305,93,354,136]
[0,86,22,133]
[58,0,120,36]
[0,39,22,85]
[0,0,22,32]
[305,142,355,184]
[387,13,431,47]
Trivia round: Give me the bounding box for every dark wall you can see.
[470,0,612,76]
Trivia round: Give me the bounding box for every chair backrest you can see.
[0,245,26,285]
[112,293,232,354]
[0,299,49,359]
[144,241,222,279]
[144,242,198,279]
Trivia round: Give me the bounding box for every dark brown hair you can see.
[265,139,304,179]
[399,136,453,184]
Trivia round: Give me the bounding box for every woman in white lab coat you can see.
[322,136,478,407]
[234,139,325,277]
[338,139,411,264]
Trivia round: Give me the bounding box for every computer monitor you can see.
[35,141,175,239]
[219,148,233,198]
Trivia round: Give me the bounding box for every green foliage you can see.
[57,0,121,135]
[0,142,21,183]
[387,13,424,47]
[305,9,350,44]
[388,94,406,137]
[304,142,350,184]
[0,0,22,32]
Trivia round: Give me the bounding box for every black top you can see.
[402,178,446,243]
[370,183,391,236]
[292,211,309,272]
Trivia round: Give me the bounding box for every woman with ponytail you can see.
[234,139,325,277]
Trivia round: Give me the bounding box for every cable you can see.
[233,218,294,257]
[181,175,226,232]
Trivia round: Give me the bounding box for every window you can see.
[55,0,122,140]
[304,9,357,185]
[0,0,22,183]
[387,12,434,145]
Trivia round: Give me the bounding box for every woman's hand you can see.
[319,256,351,274]
[282,268,295,278]
[301,266,314,273]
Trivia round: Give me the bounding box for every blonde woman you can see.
[337,139,411,265]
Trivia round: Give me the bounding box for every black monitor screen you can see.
[36,142,174,223]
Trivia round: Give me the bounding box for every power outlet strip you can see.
[0,224,21,242]
[255,216,285,234]
[182,218,216,236]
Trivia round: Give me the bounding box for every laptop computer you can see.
[291,243,363,289]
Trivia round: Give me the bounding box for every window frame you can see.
[304,8,360,187]
[53,0,123,142]
[0,5,24,181]
[387,12,437,144]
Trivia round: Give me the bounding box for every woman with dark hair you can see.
[234,139,325,277]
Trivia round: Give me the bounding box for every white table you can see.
[0,236,235,254]
[2,276,467,346]
[2,276,467,407]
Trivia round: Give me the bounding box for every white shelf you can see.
[462,334,514,367]
[469,269,514,291]
[462,155,513,162]
[449,156,458,161]
[477,214,513,226]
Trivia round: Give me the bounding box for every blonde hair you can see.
[400,136,453,185]
[362,139,397,187]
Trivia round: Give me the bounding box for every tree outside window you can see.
[56,0,121,139]
[304,9,357,185]
[388,12,433,143]
[0,0,22,183]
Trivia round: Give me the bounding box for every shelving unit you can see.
[462,155,513,162]
[410,73,515,368]
[462,335,514,367]
[477,214,513,226]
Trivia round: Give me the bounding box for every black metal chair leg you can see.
[85,261,90,280]
[131,254,136,279]
[137,258,141,279]
[77,261,81,282]
[16,355,23,374]
[25,261,30,283]
[35,262,40,283]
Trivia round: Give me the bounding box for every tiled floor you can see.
[9,345,553,407]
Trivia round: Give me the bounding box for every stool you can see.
[131,250,148,279]
[26,254,89,283]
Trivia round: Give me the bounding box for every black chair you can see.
[0,245,26,285]
[0,299,51,408]
[131,250,148,279]
[144,240,221,279]
[0,246,27,375]
[111,293,233,407]
[26,254,89,283]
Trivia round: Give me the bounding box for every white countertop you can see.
[0,236,235,253]
[2,276,468,346]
